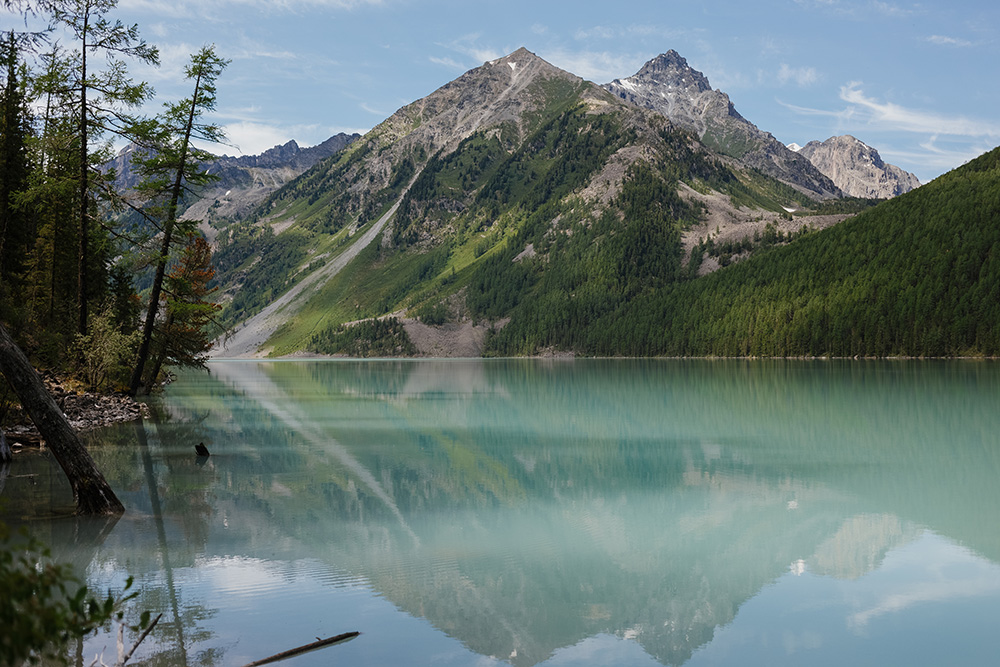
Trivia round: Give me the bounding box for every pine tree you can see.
[0,31,33,309]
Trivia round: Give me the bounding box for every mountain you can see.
[544,144,1000,358]
[109,133,360,236]
[210,48,851,358]
[792,135,921,198]
[603,51,843,200]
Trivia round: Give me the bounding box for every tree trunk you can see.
[0,323,124,515]
[0,427,10,463]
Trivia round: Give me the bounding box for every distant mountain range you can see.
[604,50,919,200]
[147,45,983,360]
[790,135,920,198]
[110,132,360,238]
[604,50,843,199]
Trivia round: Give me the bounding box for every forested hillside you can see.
[487,146,1000,357]
[211,49,851,357]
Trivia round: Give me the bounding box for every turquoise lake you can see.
[4,359,1000,666]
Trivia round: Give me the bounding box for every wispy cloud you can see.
[839,82,1000,137]
[574,24,684,42]
[792,0,921,18]
[541,48,645,83]
[927,34,974,47]
[359,102,388,117]
[879,137,996,174]
[435,34,507,68]
[782,84,1000,139]
[123,0,386,11]
[777,63,819,87]
[217,120,367,155]
[428,56,466,71]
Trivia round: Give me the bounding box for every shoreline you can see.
[2,371,148,450]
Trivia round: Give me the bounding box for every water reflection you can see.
[3,360,1000,666]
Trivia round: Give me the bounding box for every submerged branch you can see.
[238,632,361,667]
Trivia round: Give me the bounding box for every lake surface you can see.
[4,359,1000,666]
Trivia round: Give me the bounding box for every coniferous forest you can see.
[483,146,1000,357]
[0,2,224,403]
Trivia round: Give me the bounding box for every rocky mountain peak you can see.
[373,47,585,158]
[603,51,841,199]
[796,135,920,198]
[631,50,712,93]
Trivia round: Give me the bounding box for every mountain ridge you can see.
[603,51,843,200]
[792,135,921,198]
[210,47,860,357]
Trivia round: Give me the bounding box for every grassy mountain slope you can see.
[212,49,843,357]
[529,145,1000,358]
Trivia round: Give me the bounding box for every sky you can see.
[7,0,1000,184]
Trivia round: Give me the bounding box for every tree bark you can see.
[0,323,124,515]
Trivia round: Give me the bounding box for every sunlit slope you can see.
[210,48,843,357]
[528,145,1000,357]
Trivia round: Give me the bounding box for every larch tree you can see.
[128,45,227,396]
[143,234,220,392]
[48,0,158,336]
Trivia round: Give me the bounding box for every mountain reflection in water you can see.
[4,359,1000,667]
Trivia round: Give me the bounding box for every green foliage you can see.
[142,235,220,390]
[553,145,1000,358]
[0,522,142,667]
[308,317,416,357]
[470,160,693,353]
[72,304,139,392]
[413,299,448,325]
[695,222,815,267]
[216,223,310,324]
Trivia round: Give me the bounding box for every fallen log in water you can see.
[238,632,361,667]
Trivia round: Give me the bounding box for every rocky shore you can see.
[3,371,148,448]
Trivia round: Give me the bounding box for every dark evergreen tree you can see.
[49,0,158,336]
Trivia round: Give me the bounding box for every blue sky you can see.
[10,0,1000,184]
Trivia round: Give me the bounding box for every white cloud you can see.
[927,35,974,47]
[359,102,389,117]
[870,0,918,17]
[215,120,367,156]
[428,56,466,71]
[436,34,506,68]
[839,82,1000,137]
[881,137,996,173]
[122,0,385,12]
[777,63,819,87]
[541,48,644,84]
[574,24,684,42]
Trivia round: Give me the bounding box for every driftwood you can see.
[238,632,360,667]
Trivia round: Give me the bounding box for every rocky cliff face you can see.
[604,51,842,200]
[109,133,360,233]
[184,133,359,227]
[792,135,920,199]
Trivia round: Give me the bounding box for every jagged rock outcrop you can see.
[109,133,359,233]
[183,133,359,226]
[604,50,842,200]
[792,135,920,199]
